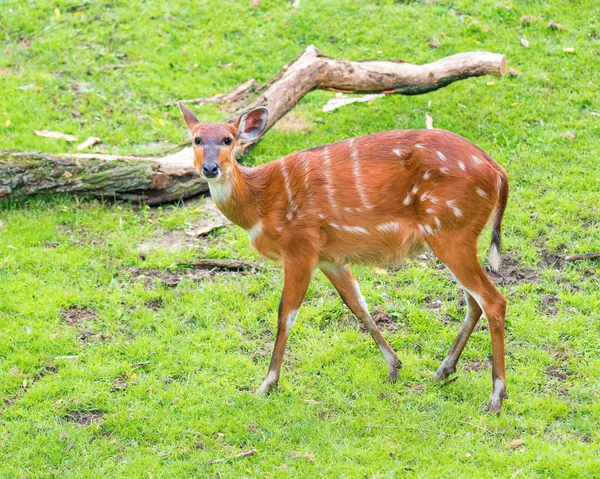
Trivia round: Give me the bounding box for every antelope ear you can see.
[236,107,268,141]
[178,102,200,131]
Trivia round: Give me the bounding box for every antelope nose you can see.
[202,163,219,179]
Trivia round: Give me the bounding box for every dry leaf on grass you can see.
[520,15,542,25]
[77,137,101,150]
[322,93,384,112]
[428,37,441,48]
[548,21,563,30]
[508,439,525,450]
[425,112,434,129]
[291,452,315,461]
[563,47,575,53]
[249,0,260,8]
[520,38,530,48]
[561,130,576,140]
[34,130,78,142]
[508,68,522,77]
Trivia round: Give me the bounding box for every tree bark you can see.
[0,46,506,205]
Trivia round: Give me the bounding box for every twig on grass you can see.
[362,425,454,437]
[207,449,258,464]
[458,420,498,435]
[178,259,264,272]
[564,252,600,261]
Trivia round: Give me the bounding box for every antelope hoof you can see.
[387,358,403,382]
[486,386,508,414]
[434,362,456,381]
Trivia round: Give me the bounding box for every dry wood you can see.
[207,449,258,464]
[564,252,600,261]
[1,46,506,205]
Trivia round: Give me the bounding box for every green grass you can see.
[1,0,600,477]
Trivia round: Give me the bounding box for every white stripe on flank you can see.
[376,221,401,233]
[299,152,310,192]
[330,222,342,230]
[472,155,483,165]
[322,147,340,211]
[280,157,296,220]
[350,139,374,209]
[458,161,466,171]
[403,194,413,205]
[437,151,447,161]
[342,225,369,234]
[440,167,449,174]
[476,187,488,197]
[244,220,263,242]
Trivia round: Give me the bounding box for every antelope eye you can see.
[194,137,202,146]
[222,137,232,146]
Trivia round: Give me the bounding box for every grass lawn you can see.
[1,0,600,477]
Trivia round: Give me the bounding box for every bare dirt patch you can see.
[541,294,559,315]
[363,307,403,333]
[61,307,98,325]
[138,199,230,254]
[64,411,104,425]
[462,359,491,372]
[546,365,573,382]
[485,251,539,285]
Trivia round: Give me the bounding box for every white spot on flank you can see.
[344,207,363,213]
[403,194,413,205]
[424,224,434,235]
[440,167,450,174]
[420,191,430,201]
[286,309,299,329]
[472,155,483,165]
[415,143,425,149]
[436,151,447,161]
[208,180,233,203]
[342,225,369,234]
[393,149,403,157]
[429,196,439,204]
[330,223,342,230]
[418,224,426,235]
[426,208,436,214]
[423,170,432,180]
[244,220,263,242]
[446,200,463,217]
[376,221,401,233]
[434,216,442,229]
[317,213,326,219]
[476,187,488,197]
[280,157,296,220]
[458,161,466,171]
[350,139,374,209]
[412,184,419,194]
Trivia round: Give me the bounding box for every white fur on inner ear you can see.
[238,107,268,141]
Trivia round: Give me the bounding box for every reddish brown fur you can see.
[180,104,509,412]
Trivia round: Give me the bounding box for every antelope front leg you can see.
[257,261,314,394]
[320,264,402,381]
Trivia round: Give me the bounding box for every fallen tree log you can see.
[0,46,506,205]
[0,150,205,205]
